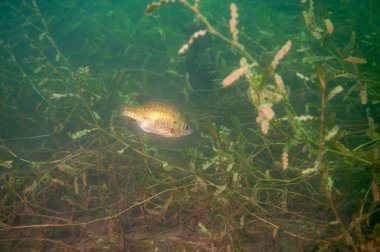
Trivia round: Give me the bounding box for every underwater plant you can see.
[144,0,379,251]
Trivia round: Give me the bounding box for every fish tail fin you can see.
[122,107,132,118]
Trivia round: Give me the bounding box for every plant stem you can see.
[179,0,258,65]
[318,76,358,251]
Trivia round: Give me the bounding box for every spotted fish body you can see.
[122,101,192,138]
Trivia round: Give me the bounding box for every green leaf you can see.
[213,185,227,198]
[202,161,213,170]
[0,160,13,169]
[226,162,234,172]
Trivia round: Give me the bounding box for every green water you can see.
[0,0,379,251]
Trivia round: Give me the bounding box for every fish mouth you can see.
[160,130,193,138]
[168,130,192,138]
[182,129,193,136]
[156,128,193,138]
[174,128,193,138]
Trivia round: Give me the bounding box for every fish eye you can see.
[184,123,189,130]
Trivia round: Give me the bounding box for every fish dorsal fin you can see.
[136,94,156,105]
[136,95,176,107]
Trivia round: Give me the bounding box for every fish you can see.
[122,101,192,138]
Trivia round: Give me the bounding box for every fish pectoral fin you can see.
[138,121,152,132]
[170,127,175,134]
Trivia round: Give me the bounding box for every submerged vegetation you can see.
[0,0,379,251]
